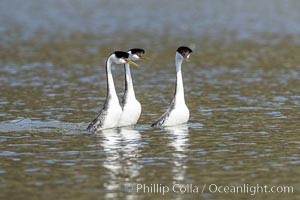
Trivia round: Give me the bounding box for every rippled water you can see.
[1,0,300,200]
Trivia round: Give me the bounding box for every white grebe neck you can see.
[174,52,185,104]
[106,56,118,100]
[124,63,136,98]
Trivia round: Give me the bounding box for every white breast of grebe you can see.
[164,102,189,126]
[118,97,141,127]
[101,97,123,130]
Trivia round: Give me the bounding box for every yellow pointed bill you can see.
[127,60,139,67]
[139,55,149,60]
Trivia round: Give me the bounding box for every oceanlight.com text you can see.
[125,183,294,196]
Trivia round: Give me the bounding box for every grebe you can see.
[152,46,192,127]
[87,51,138,132]
[118,48,148,127]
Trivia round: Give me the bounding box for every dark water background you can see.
[0,0,299,199]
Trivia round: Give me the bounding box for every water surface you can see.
[0,0,299,199]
